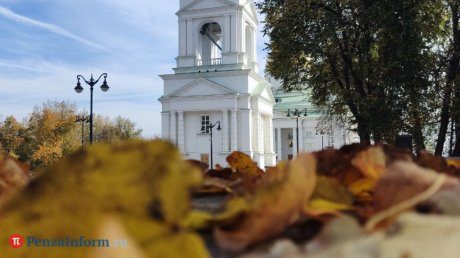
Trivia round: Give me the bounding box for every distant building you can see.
[269,76,352,161]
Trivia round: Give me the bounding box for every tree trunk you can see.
[357,121,371,144]
[411,114,426,152]
[452,73,460,156]
[436,3,459,156]
[435,84,453,155]
[453,114,460,156]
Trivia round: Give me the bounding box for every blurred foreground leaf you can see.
[0,140,210,258]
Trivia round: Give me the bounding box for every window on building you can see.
[200,115,210,134]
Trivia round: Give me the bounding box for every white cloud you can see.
[0,5,106,50]
[0,60,162,137]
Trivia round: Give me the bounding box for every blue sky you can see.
[0,0,268,138]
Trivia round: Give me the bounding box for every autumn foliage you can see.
[0,101,142,168]
[0,141,460,257]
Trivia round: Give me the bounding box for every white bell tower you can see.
[159,0,276,168]
[177,0,259,72]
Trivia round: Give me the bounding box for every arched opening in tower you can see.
[199,22,222,65]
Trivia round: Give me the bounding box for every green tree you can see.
[258,0,444,150]
[93,115,143,143]
[0,116,26,158]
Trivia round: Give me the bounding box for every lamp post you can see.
[75,115,89,146]
[202,121,221,169]
[287,108,308,154]
[74,73,110,144]
[315,132,326,150]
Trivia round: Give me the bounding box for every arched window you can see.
[245,25,254,64]
[198,22,222,66]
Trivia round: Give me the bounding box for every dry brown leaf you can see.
[415,152,460,177]
[214,154,317,253]
[206,168,235,181]
[226,151,264,177]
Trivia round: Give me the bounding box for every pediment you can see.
[179,0,236,13]
[165,78,237,98]
[253,83,276,103]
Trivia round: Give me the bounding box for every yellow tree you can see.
[26,101,79,168]
[0,116,26,158]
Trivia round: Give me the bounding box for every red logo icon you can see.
[9,234,24,248]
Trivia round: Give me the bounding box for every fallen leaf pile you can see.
[1,141,460,258]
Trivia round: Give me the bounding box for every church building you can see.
[159,0,277,168]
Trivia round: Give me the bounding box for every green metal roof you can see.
[272,88,322,117]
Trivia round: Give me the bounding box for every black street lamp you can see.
[287,108,308,154]
[201,121,221,169]
[74,73,109,144]
[75,115,90,146]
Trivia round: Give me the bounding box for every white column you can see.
[178,111,185,153]
[230,13,237,52]
[222,110,229,152]
[161,112,170,140]
[170,111,177,145]
[267,117,274,153]
[224,15,231,53]
[252,30,258,62]
[231,109,238,151]
[277,128,282,161]
[292,127,298,156]
[257,112,264,153]
[236,12,243,52]
[240,109,253,152]
[179,19,186,56]
[298,119,304,153]
[186,18,193,56]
